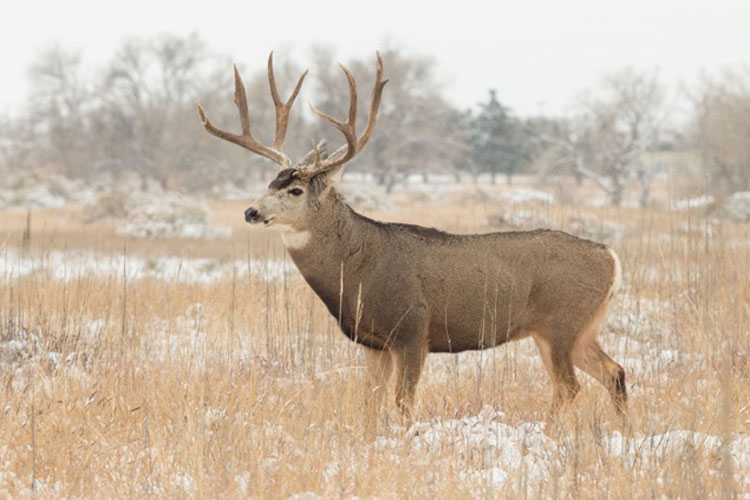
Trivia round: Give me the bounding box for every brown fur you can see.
[280,185,626,418]
[198,53,626,421]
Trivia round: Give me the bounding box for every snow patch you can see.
[485,210,556,230]
[1,247,294,284]
[86,189,232,240]
[0,173,101,209]
[672,195,715,211]
[500,189,555,204]
[723,191,750,222]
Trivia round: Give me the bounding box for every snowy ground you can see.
[0,247,293,284]
[1,177,749,497]
[2,292,747,497]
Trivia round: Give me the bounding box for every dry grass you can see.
[1,183,749,499]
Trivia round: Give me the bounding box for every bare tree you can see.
[0,114,38,174]
[27,47,91,176]
[544,69,666,206]
[94,34,225,189]
[537,119,591,183]
[692,68,750,195]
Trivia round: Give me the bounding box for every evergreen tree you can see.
[469,89,528,183]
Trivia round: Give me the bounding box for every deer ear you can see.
[315,165,344,202]
[322,164,346,185]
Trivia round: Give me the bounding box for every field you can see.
[1,177,749,499]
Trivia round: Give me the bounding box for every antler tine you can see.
[311,139,322,166]
[197,55,308,168]
[357,51,389,150]
[308,64,359,170]
[233,64,251,136]
[268,52,309,152]
[300,52,388,177]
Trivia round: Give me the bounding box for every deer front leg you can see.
[391,339,428,422]
[363,347,393,435]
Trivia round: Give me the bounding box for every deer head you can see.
[197,52,388,233]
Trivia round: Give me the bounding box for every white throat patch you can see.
[281,230,311,250]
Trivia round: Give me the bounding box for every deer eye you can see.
[288,188,304,196]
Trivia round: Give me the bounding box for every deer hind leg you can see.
[533,335,581,416]
[391,340,427,422]
[572,341,627,415]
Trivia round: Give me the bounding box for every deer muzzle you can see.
[244,207,261,223]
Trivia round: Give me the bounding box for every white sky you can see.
[1,0,748,117]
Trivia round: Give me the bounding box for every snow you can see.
[0,471,64,498]
[500,189,555,204]
[0,323,91,391]
[377,410,750,494]
[486,210,627,244]
[2,291,750,496]
[603,429,729,465]
[406,407,551,470]
[171,473,195,496]
[0,173,101,209]
[288,492,324,500]
[567,213,627,244]
[485,210,557,230]
[1,247,294,284]
[672,195,715,211]
[606,297,670,336]
[234,472,253,495]
[368,406,557,495]
[671,192,750,223]
[116,220,232,240]
[86,188,233,240]
[723,191,750,222]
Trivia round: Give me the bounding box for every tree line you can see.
[1,34,748,205]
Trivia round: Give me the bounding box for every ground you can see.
[1,175,749,498]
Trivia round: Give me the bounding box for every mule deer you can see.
[197,52,627,420]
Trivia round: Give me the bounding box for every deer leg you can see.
[391,340,427,422]
[550,349,580,414]
[572,341,627,415]
[533,335,580,416]
[363,347,393,433]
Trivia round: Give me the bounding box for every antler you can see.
[196,52,308,168]
[298,51,388,178]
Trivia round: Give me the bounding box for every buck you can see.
[197,53,627,420]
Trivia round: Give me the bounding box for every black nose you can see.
[244,207,259,222]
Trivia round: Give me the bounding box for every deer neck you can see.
[281,192,370,295]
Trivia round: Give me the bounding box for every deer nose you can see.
[244,207,259,222]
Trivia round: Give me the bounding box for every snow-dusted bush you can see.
[567,213,627,244]
[671,195,716,212]
[86,188,231,240]
[0,322,90,392]
[500,188,555,204]
[722,191,750,222]
[484,210,556,230]
[0,173,101,209]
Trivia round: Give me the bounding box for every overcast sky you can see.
[1,0,748,117]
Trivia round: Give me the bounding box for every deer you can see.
[196,52,627,424]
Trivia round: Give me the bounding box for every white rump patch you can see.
[281,231,311,250]
[607,247,622,299]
